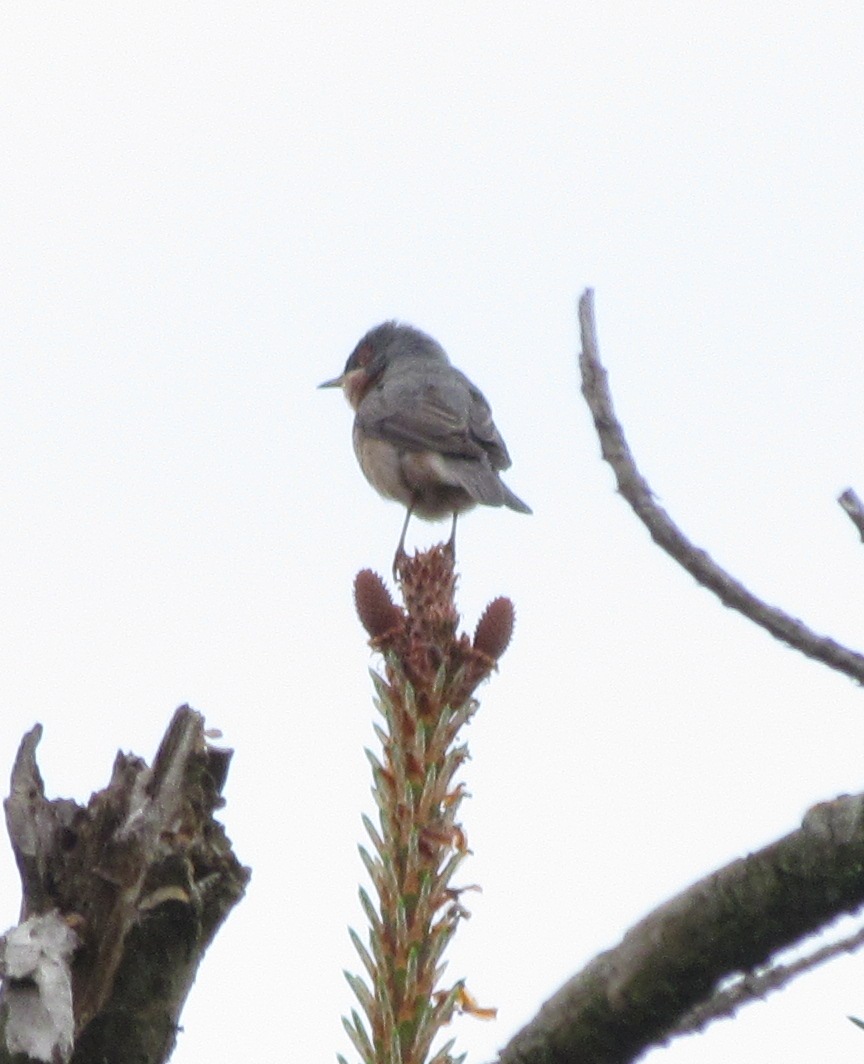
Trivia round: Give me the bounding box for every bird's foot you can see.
[392,546,410,582]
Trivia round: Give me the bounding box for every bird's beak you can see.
[317,374,344,391]
[318,373,345,390]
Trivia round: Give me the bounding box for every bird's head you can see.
[319,321,447,410]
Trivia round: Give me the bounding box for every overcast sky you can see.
[3,4,864,1062]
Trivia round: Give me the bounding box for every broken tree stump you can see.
[0,705,250,1064]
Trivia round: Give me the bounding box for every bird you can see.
[319,321,531,572]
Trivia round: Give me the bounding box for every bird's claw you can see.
[392,547,409,582]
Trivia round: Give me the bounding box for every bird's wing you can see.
[357,361,511,466]
[462,374,513,471]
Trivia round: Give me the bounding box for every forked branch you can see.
[487,294,864,1064]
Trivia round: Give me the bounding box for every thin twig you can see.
[839,488,864,543]
[669,918,864,1037]
[577,288,864,686]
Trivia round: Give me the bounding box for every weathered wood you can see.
[0,705,249,1064]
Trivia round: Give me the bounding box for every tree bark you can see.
[497,792,864,1064]
[0,705,249,1064]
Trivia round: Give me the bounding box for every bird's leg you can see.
[445,512,458,560]
[393,503,415,580]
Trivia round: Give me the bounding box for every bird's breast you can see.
[352,430,414,505]
[352,426,476,518]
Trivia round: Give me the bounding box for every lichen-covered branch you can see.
[0,705,250,1064]
[496,792,864,1064]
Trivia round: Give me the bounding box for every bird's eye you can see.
[355,343,373,368]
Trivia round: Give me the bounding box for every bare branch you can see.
[839,488,864,543]
[489,295,864,1064]
[495,792,864,1064]
[669,918,864,1038]
[577,288,864,685]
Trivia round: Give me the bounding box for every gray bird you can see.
[319,321,531,571]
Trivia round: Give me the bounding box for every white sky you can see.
[2,3,864,1062]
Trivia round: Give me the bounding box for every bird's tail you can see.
[443,457,532,514]
[501,483,532,514]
